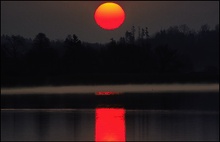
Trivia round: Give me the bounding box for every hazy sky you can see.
[1,1,219,43]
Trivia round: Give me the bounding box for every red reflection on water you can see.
[95,108,125,141]
[95,92,122,95]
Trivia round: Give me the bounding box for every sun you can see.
[94,2,125,30]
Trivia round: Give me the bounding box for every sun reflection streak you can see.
[95,108,125,142]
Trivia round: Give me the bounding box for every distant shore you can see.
[1,84,219,111]
[1,83,219,95]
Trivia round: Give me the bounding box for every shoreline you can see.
[1,83,219,95]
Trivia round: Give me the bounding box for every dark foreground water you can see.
[1,109,219,141]
[1,85,219,141]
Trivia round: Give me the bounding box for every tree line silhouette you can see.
[1,24,219,86]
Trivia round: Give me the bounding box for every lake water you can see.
[1,109,219,141]
[1,84,219,141]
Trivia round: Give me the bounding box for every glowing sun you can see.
[94,2,125,30]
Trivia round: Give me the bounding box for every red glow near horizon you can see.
[95,108,125,141]
[95,91,122,95]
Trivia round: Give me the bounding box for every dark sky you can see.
[1,1,219,43]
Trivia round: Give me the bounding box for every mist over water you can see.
[1,84,219,94]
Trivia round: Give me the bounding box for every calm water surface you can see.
[1,84,219,141]
[1,109,219,141]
